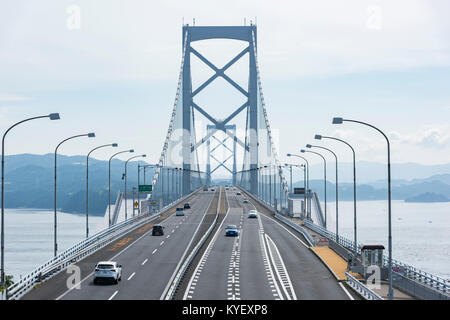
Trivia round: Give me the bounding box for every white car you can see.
[94,261,122,284]
[247,210,258,218]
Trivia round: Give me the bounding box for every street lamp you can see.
[1,113,60,285]
[108,149,134,227]
[124,154,146,220]
[299,150,326,225]
[333,116,394,300]
[54,132,95,257]
[86,143,118,238]
[316,134,358,259]
[306,143,339,242]
[287,153,310,218]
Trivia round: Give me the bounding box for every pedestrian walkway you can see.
[311,246,362,281]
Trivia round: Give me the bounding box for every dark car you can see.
[184,202,191,209]
[152,225,164,236]
[225,224,239,237]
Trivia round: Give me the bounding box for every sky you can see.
[1,0,450,180]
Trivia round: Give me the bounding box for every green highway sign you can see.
[139,184,152,192]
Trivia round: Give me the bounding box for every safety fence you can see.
[345,272,383,300]
[303,219,449,298]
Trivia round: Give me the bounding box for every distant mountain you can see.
[405,192,450,203]
[302,161,450,184]
[2,154,155,215]
[291,179,450,202]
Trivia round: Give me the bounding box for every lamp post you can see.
[333,117,394,300]
[306,144,338,242]
[316,134,358,258]
[86,143,117,238]
[108,149,134,227]
[287,153,310,218]
[54,132,95,257]
[124,154,146,220]
[1,113,60,285]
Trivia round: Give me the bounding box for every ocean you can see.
[1,200,449,281]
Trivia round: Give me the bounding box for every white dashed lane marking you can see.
[108,291,118,300]
[127,272,136,281]
[142,258,148,265]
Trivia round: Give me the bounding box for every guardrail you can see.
[345,272,383,300]
[303,219,362,254]
[274,213,315,246]
[6,188,200,300]
[165,188,223,300]
[303,219,449,297]
[312,192,325,228]
[111,191,123,225]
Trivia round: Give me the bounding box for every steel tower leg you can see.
[249,32,258,194]
[182,27,192,195]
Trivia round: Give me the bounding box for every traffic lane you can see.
[22,191,205,300]
[186,192,240,300]
[114,196,214,300]
[259,213,350,300]
[238,202,275,300]
[59,192,214,300]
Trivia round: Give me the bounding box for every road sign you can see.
[149,201,157,205]
[139,185,152,192]
[134,201,138,208]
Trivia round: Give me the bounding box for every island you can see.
[404,192,450,203]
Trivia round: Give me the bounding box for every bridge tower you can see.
[181,25,259,194]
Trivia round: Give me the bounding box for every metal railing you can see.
[6,188,200,300]
[345,272,383,300]
[303,219,449,297]
[274,213,315,246]
[312,192,326,228]
[111,191,123,225]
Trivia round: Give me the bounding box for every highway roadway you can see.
[22,190,217,300]
[183,188,353,300]
[23,186,354,300]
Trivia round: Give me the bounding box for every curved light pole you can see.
[333,117,394,300]
[1,113,60,285]
[86,143,118,238]
[108,149,134,227]
[299,150,327,225]
[316,134,357,259]
[124,154,146,220]
[306,144,338,242]
[54,132,95,257]
[287,153,310,218]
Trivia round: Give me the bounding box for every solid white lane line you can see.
[127,272,136,281]
[108,291,118,300]
[142,258,148,265]
[339,282,355,300]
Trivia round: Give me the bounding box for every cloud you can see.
[0,93,31,102]
[390,126,450,147]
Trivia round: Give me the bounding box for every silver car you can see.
[94,261,122,284]
[247,210,258,218]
